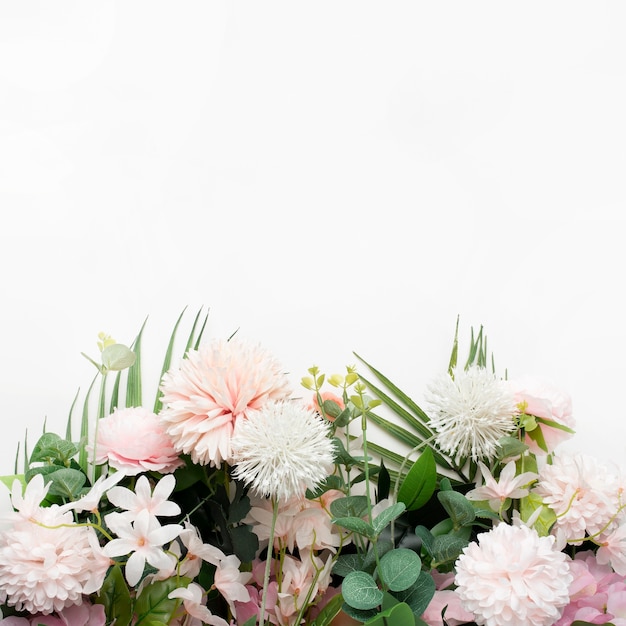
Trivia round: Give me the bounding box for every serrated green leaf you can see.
[378,548,421,592]
[342,571,384,610]
[397,447,437,511]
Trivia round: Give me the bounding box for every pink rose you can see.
[89,406,183,475]
[506,377,575,454]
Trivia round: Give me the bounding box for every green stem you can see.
[260,497,279,626]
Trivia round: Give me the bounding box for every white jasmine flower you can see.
[425,366,517,461]
[455,523,572,626]
[231,400,335,502]
[106,474,181,521]
[103,509,183,586]
[169,583,230,626]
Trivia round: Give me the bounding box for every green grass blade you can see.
[110,371,122,413]
[78,373,99,472]
[448,315,460,375]
[65,388,80,441]
[126,317,147,408]
[153,307,188,413]
[14,440,21,474]
[193,310,209,351]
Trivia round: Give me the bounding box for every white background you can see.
[1,2,625,472]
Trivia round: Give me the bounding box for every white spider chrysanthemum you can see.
[230,400,336,502]
[425,366,517,461]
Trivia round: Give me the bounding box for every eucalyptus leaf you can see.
[372,502,406,536]
[377,548,421,592]
[363,599,416,625]
[46,467,87,498]
[341,571,384,611]
[333,516,377,540]
[430,534,469,570]
[30,433,78,464]
[393,570,437,618]
[437,490,475,529]
[101,343,136,372]
[332,553,365,577]
[330,495,369,519]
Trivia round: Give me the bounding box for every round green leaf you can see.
[378,548,421,592]
[101,343,136,371]
[342,571,384,610]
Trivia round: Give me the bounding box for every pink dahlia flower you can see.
[454,522,572,626]
[159,339,292,467]
[89,406,183,475]
[506,376,575,454]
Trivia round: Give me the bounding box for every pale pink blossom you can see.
[534,452,623,545]
[454,522,572,626]
[169,583,230,626]
[506,376,575,454]
[106,474,181,521]
[213,554,252,606]
[103,509,183,586]
[0,601,106,626]
[159,338,292,467]
[466,460,538,513]
[174,522,228,578]
[597,523,626,576]
[89,406,183,475]
[7,474,50,524]
[555,550,626,626]
[421,590,475,626]
[59,471,125,515]
[0,505,110,614]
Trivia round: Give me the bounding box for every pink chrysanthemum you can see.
[89,406,183,475]
[0,506,110,614]
[455,523,572,626]
[158,339,292,467]
[533,452,624,545]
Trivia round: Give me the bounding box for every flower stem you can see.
[260,497,279,626]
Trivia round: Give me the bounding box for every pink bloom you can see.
[169,583,230,626]
[0,505,110,614]
[506,376,575,454]
[466,460,538,513]
[555,551,626,626]
[213,554,252,605]
[0,602,105,626]
[422,590,475,626]
[159,338,292,467]
[89,406,183,475]
[174,522,227,578]
[455,523,572,626]
[597,523,626,576]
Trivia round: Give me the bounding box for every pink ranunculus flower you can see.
[0,602,106,626]
[505,376,575,454]
[89,406,183,475]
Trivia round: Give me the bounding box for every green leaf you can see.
[430,534,469,570]
[126,317,147,408]
[363,599,416,625]
[29,433,78,464]
[229,524,259,563]
[519,492,557,536]
[437,490,475,529]
[95,565,133,626]
[310,591,344,626]
[377,548,421,592]
[330,495,369,519]
[46,467,87,498]
[362,539,395,574]
[372,502,406,536]
[101,343,136,372]
[134,577,190,626]
[414,525,434,556]
[496,436,529,460]
[397,447,437,511]
[393,570,436,617]
[333,516,377,540]
[333,553,365,577]
[341,571,384,611]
